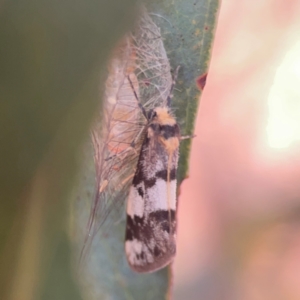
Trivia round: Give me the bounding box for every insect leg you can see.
[180,134,196,141]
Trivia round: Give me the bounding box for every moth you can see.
[79,12,187,276]
[125,68,181,273]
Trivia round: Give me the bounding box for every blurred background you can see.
[174,1,300,299]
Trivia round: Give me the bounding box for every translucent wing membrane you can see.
[81,9,173,263]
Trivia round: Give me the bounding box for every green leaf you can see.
[146,0,220,184]
[72,0,220,299]
[0,0,139,299]
[72,142,171,300]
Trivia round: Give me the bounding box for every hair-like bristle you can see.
[80,9,174,268]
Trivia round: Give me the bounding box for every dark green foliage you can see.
[0,0,219,299]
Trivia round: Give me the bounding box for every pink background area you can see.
[174,1,300,299]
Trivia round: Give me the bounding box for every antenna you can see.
[127,75,148,120]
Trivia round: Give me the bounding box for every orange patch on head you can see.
[159,137,180,154]
[154,107,176,126]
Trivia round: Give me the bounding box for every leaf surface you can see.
[73,0,220,299]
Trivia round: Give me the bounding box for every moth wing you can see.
[125,134,179,273]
